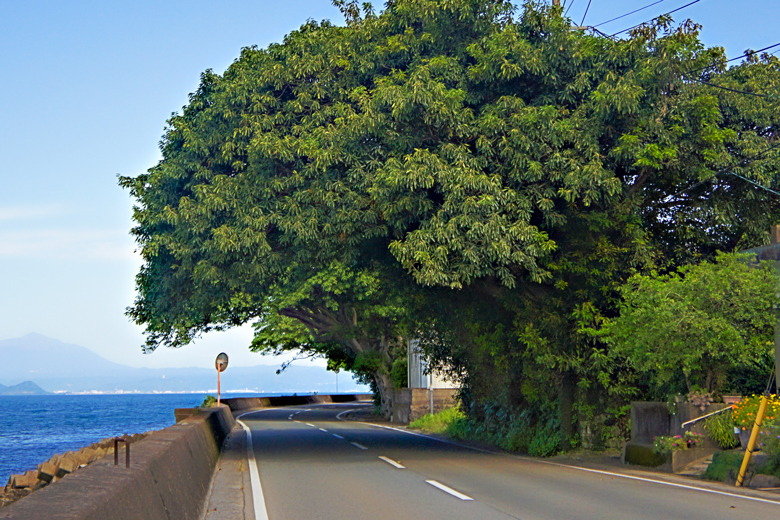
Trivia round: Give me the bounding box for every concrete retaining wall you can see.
[624,401,732,473]
[220,393,372,413]
[0,407,235,520]
[392,388,457,424]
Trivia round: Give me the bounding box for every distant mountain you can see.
[0,383,6,391]
[0,381,50,395]
[0,333,367,395]
[0,333,129,379]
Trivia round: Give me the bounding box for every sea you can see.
[0,392,268,484]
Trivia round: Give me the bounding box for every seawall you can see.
[0,406,235,520]
[221,392,373,412]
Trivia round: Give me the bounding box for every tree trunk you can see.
[559,371,576,451]
[373,371,395,420]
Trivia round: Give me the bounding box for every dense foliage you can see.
[121,0,780,446]
[603,253,779,395]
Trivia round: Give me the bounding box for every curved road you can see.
[237,403,780,520]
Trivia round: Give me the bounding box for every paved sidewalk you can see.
[204,425,254,520]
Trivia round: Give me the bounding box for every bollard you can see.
[113,437,130,468]
[735,394,768,487]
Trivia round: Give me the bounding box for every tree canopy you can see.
[121,0,780,435]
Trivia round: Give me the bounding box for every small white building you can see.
[407,340,458,390]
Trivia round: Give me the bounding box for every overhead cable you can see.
[724,171,780,197]
[609,0,703,38]
[669,142,780,200]
[686,42,780,76]
[579,0,593,26]
[593,0,665,27]
[686,76,773,98]
[565,0,576,17]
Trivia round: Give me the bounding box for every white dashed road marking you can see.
[426,480,473,501]
[378,456,405,469]
[351,442,368,450]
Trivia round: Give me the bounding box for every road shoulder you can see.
[204,425,254,520]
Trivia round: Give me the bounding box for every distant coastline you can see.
[0,388,367,396]
[0,333,369,395]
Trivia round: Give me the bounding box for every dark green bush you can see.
[704,451,745,482]
[624,444,667,467]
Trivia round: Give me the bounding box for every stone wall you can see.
[0,407,235,520]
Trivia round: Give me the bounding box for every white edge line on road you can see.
[336,409,355,421]
[426,480,473,501]
[293,420,301,424]
[306,423,315,427]
[236,410,273,520]
[378,456,405,469]
[351,442,368,450]
[333,434,344,439]
[366,423,780,507]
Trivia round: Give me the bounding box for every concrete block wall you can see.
[0,407,235,520]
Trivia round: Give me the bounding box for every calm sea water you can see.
[0,393,265,484]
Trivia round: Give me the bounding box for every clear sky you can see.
[1,0,778,369]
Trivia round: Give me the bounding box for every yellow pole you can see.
[735,395,769,487]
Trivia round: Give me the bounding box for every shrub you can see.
[624,444,667,467]
[200,395,217,408]
[704,451,745,482]
[704,410,740,449]
[528,428,561,457]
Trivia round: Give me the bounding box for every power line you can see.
[564,0,576,17]
[609,0,703,38]
[686,76,773,98]
[724,171,780,197]
[668,142,780,200]
[593,0,665,28]
[686,42,780,76]
[579,0,593,26]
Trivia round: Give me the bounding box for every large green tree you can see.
[122,0,780,435]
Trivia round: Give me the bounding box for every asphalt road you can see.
[237,403,780,520]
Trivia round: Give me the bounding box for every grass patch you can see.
[408,407,465,434]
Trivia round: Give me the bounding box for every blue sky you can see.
[1,0,777,369]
